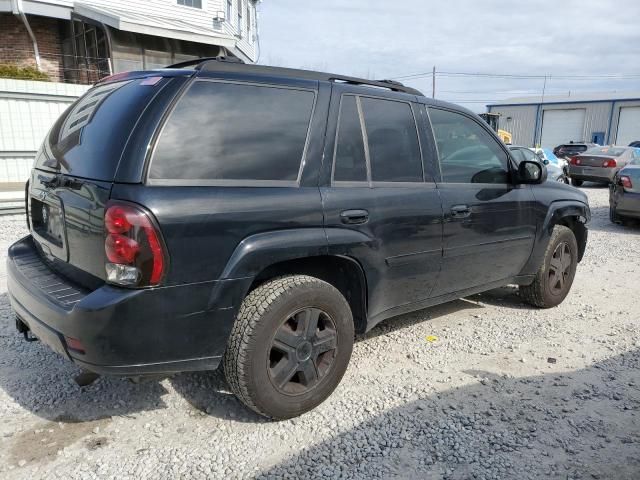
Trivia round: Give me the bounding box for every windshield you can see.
[584,146,627,157]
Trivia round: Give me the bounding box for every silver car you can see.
[568,146,640,186]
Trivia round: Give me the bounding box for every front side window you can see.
[333,96,367,182]
[360,97,423,182]
[429,108,509,184]
[150,81,315,182]
[177,0,202,8]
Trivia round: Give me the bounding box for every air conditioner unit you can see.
[213,11,225,22]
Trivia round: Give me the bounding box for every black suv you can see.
[8,58,590,419]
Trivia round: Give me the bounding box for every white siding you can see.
[3,0,259,61]
[609,100,640,145]
[82,0,258,61]
[0,79,90,183]
[489,100,621,147]
[490,105,538,146]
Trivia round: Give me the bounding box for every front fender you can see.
[519,200,590,275]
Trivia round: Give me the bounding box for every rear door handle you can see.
[450,204,471,218]
[340,209,369,225]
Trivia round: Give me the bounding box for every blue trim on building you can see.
[605,102,616,144]
[533,104,541,146]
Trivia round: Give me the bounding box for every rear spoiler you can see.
[95,68,196,86]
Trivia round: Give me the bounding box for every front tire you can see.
[570,178,583,187]
[520,225,578,308]
[224,275,354,419]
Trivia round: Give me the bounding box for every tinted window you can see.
[360,97,423,182]
[584,146,627,157]
[520,148,538,161]
[429,108,509,184]
[333,96,367,182]
[37,80,159,181]
[509,148,525,163]
[150,81,315,182]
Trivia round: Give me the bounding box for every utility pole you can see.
[432,66,436,98]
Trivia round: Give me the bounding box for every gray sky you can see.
[257,0,640,112]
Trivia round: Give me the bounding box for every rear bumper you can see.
[7,236,249,376]
[568,166,616,183]
[614,190,640,218]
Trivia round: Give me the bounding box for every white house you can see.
[0,0,260,82]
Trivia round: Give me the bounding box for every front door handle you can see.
[340,209,369,225]
[450,204,471,218]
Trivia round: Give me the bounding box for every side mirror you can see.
[517,160,546,184]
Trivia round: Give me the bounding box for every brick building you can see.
[0,0,260,84]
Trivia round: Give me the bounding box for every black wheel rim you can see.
[548,241,572,295]
[267,308,338,395]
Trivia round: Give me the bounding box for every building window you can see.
[237,0,243,36]
[177,0,202,8]
[227,0,232,21]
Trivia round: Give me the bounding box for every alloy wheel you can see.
[267,308,338,395]
[548,241,573,295]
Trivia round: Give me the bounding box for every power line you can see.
[392,70,640,81]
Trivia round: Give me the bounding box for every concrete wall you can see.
[0,78,89,183]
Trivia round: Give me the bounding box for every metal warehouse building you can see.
[487,92,640,148]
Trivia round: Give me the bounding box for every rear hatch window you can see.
[36,79,164,181]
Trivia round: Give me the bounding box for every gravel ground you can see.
[0,185,638,479]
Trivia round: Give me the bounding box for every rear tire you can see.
[570,178,583,187]
[223,275,354,419]
[520,225,578,308]
[609,204,621,224]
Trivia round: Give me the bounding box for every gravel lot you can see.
[0,185,638,479]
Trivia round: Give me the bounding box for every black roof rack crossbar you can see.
[190,58,423,96]
[166,56,245,69]
[327,76,422,95]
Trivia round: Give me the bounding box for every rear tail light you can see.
[104,202,167,287]
[602,158,617,168]
[620,175,633,189]
[570,156,581,165]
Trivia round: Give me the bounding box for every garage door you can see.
[540,109,586,148]
[616,106,640,146]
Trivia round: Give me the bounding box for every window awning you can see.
[73,2,237,49]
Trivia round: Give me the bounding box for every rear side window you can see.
[360,97,423,182]
[150,81,315,182]
[37,79,160,181]
[333,96,367,182]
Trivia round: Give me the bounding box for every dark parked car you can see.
[508,146,567,183]
[8,58,590,419]
[610,156,640,224]
[553,143,597,160]
[568,146,640,186]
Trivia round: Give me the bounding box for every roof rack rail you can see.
[194,58,423,95]
[166,56,245,69]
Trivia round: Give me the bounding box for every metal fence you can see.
[0,78,90,183]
